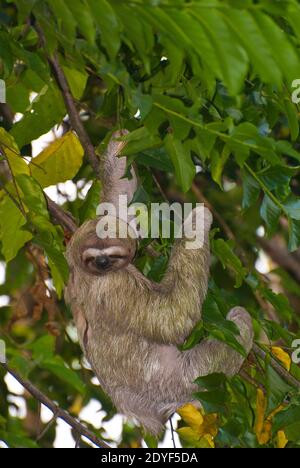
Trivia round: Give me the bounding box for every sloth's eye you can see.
[95,255,110,269]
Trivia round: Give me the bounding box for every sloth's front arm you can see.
[124,209,212,345]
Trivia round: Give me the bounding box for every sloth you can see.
[65,132,253,435]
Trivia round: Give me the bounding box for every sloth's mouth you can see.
[85,254,125,262]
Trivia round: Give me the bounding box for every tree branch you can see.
[34,22,100,177]
[258,236,300,284]
[252,343,300,390]
[45,195,77,234]
[191,182,235,241]
[0,103,14,129]
[0,362,111,448]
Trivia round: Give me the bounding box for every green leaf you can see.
[212,239,247,288]
[0,128,29,176]
[27,336,55,362]
[147,255,168,282]
[260,194,281,236]
[242,170,260,210]
[16,174,49,219]
[10,85,65,149]
[143,434,158,449]
[266,365,293,413]
[48,0,77,43]
[283,196,300,221]
[42,242,69,298]
[190,7,248,94]
[194,373,227,391]
[202,293,247,357]
[41,356,85,394]
[288,218,300,251]
[129,88,153,121]
[88,0,121,58]
[283,98,299,141]
[64,0,96,44]
[275,140,300,162]
[223,9,281,86]
[13,174,68,296]
[228,123,280,166]
[160,37,185,88]
[211,145,230,189]
[252,11,300,85]
[194,389,228,414]
[273,406,300,434]
[260,288,293,322]
[284,422,300,442]
[6,82,30,114]
[115,4,153,73]
[30,132,84,188]
[62,66,88,100]
[165,10,220,79]
[0,195,32,262]
[122,127,161,156]
[180,321,204,351]
[0,432,39,448]
[79,180,102,223]
[8,356,33,379]
[164,133,195,192]
[137,148,173,172]
[0,32,14,77]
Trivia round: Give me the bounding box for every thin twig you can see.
[239,369,266,392]
[191,182,235,241]
[0,144,27,217]
[252,343,300,390]
[45,195,77,233]
[152,170,169,203]
[36,412,58,441]
[169,417,176,449]
[258,236,300,284]
[0,362,111,448]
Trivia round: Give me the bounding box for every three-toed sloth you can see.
[65,132,253,435]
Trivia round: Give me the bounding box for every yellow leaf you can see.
[255,389,287,446]
[177,427,201,444]
[177,403,204,432]
[203,434,215,448]
[268,404,286,420]
[177,403,218,446]
[271,347,291,371]
[30,132,84,187]
[255,388,267,442]
[0,128,29,176]
[258,420,272,445]
[277,430,288,449]
[130,441,141,448]
[69,395,83,416]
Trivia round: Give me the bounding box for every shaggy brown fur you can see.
[65,132,253,435]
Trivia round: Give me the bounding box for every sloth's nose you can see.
[95,255,110,269]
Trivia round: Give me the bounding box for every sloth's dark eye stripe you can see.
[109,254,125,259]
[84,257,94,264]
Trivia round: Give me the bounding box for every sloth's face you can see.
[79,235,136,276]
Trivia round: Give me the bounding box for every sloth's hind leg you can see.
[183,306,253,381]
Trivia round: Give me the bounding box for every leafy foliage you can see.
[0,0,300,448]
